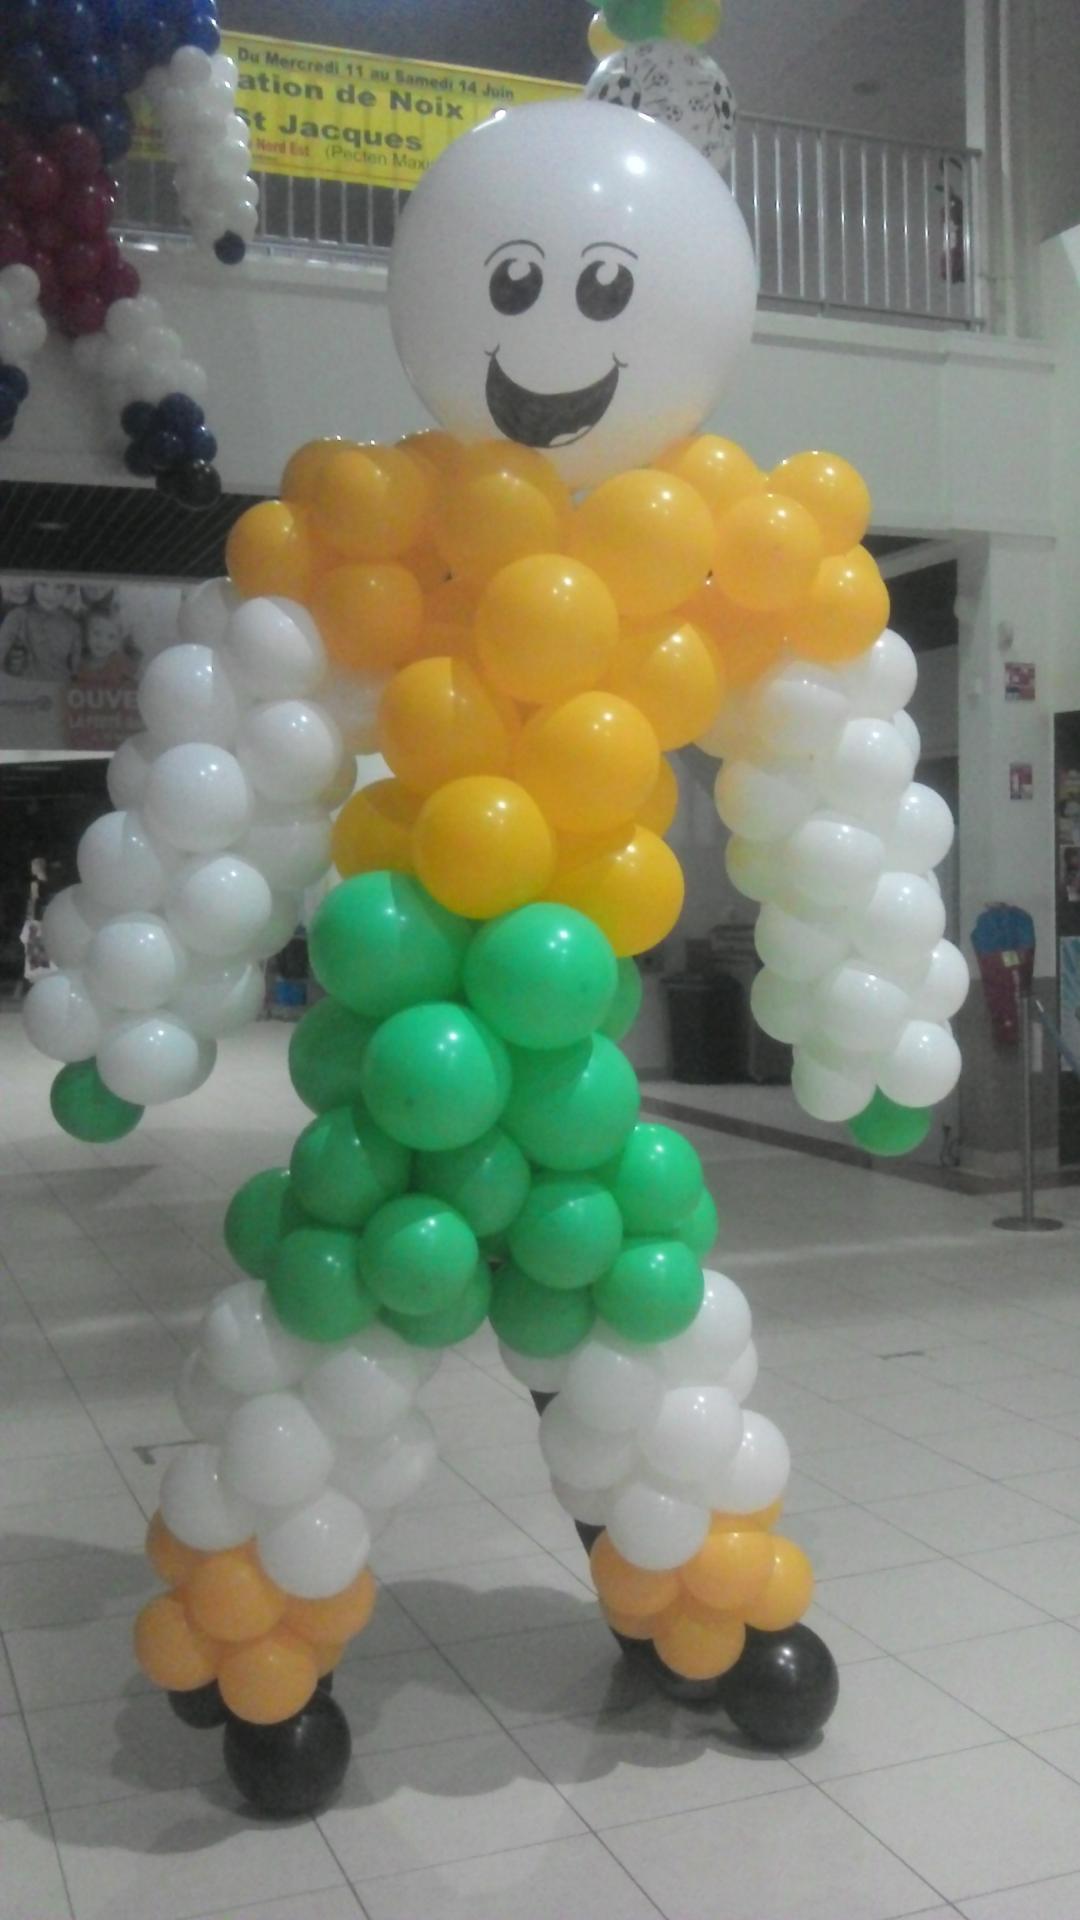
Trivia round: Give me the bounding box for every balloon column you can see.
[25,8,965,1819]
[0,0,260,503]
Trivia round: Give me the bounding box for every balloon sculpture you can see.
[25,0,966,1817]
[0,0,261,504]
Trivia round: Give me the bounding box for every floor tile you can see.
[0,1491,148,1566]
[487,1490,583,1554]
[0,1379,101,1463]
[446,1440,554,1500]
[444,1620,652,1730]
[0,1448,127,1512]
[866,1483,1071,1555]
[787,1503,936,1578]
[26,1692,223,1809]
[1006,1465,1080,1522]
[393,1553,596,1646]
[791,1654,999,1783]
[906,1622,1080,1737]
[353,1832,661,1920]
[921,1420,1080,1479]
[333,1647,501,1756]
[370,1501,539,1580]
[959,1876,1080,1919]
[802,1436,979,1503]
[0,1711,45,1819]
[846,1386,998,1439]
[0,1814,73,1919]
[962,1532,1080,1616]
[816,1559,1046,1653]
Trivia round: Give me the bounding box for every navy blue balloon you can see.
[183,13,220,53]
[0,365,31,403]
[44,1,100,53]
[8,40,52,88]
[145,426,186,472]
[4,2,48,49]
[137,13,179,62]
[187,423,217,463]
[157,391,204,434]
[120,398,156,437]
[213,231,246,266]
[68,49,122,106]
[0,392,19,429]
[114,37,145,90]
[94,103,131,159]
[124,438,158,478]
[25,69,80,127]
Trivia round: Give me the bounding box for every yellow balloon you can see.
[146,1511,207,1589]
[398,542,451,594]
[638,757,679,836]
[226,500,314,605]
[607,618,722,749]
[769,450,872,555]
[656,435,763,518]
[280,436,347,504]
[515,691,660,834]
[435,469,567,584]
[549,823,685,957]
[664,0,723,42]
[414,775,556,920]
[217,1628,318,1725]
[397,429,463,478]
[653,1605,746,1681]
[419,577,480,661]
[458,441,571,519]
[588,11,624,56]
[311,563,424,676]
[681,1528,774,1612]
[712,491,825,612]
[184,1548,286,1645]
[312,444,432,562]
[570,470,715,619]
[744,1537,815,1632]
[134,1594,219,1692]
[332,778,421,877]
[378,656,514,795]
[787,547,890,663]
[686,578,788,690]
[475,555,620,705]
[590,1534,681,1620]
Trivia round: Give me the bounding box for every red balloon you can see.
[27,250,61,313]
[0,220,29,270]
[0,121,30,166]
[50,126,104,182]
[30,214,67,255]
[58,240,105,288]
[60,287,107,337]
[64,180,113,239]
[8,152,63,215]
[101,258,139,303]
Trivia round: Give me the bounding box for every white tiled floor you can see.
[7,1016,1080,1916]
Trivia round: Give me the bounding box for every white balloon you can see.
[0,263,41,307]
[165,853,273,958]
[235,803,332,890]
[200,1281,308,1396]
[138,644,239,748]
[178,579,240,646]
[814,963,910,1055]
[561,1331,663,1436]
[883,783,955,873]
[724,836,783,905]
[389,99,756,490]
[497,1342,570,1393]
[817,718,915,814]
[331,1410,438,1510]
[41,885,103,970]
[639,1386,743,1486]
[22,971,102,1063]
[172,358,208,403]
[539,1400,637,1490]
[892,709,921,763]
[144,744,253,856]
[225,597,327,699]
[160,1442,257,1550]
[835,629,917,718]
[876,1019,962,1106]
[236,700,344,805]
[176,1351,242,1441]
[551,1476,611,1525]
[97,1013,216,1104]
[303,1328,423,1441]
[606,1478,710,1571]
[0,307,46,362]
[752,662,849,757]
[256,1490,371,1600]
[222,1391,334,1508]
[656,1270,753,1383]
[170,44,213,87]
[249,890,302,961]
[714,759,815,842]
[912,940,969,1022]
[791,1039,876,1122]
[750,967,812,1043]
[781,815,884,909]
[107,733,159,810]
[703,1409,790,1512]
[322,672,387,756]
[169,955,265,1036]
[321,754,359,813]
[722,1340,759,1402]
[754,902,848,983]
[850,871,946,971]
[77,809,174,912]
[695,687,764,762]
[85,912,188,1013]
[106,295,164,344]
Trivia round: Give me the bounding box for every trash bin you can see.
[663,972,748,1083]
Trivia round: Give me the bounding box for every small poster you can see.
[1009,762,1033,800]
[1005,661,1036,700]
[1062,847,1080,903]
[1061,937,1080,1062]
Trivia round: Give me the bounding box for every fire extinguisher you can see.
[971,903,1035,1045]
[938,158,965,284]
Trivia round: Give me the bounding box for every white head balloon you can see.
[388,99,757,489]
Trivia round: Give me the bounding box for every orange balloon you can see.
[415,775,556,920]
[570,470,715,619]
[378,656,514,794]
[665,0,724,44]
[281,437,347,504]
[515,692,660,834]
[769,450,872,555]
[419,577,480,661]
[787,547,890,663]
[653,1606,746,1681]
[285,1569,378,1645]
[146,1511,207,1589]
[681,1528,774,1612]
[549,823,685,957]
[591,1534,681,1619]
[226,500,314,604]
[457,441,570,519]
[475,555,619,706]
[603,1606,666,1640]
[332,777,421,877]
[638,758,679,836]
[217,1628,319,1725]
[314,1640,346,1677]
[184,1548,286,1644]
[607,618,722,749]
[744,1538,814,1632]
[312,445,432,563]
[710,1500,783,1533]
[399,543,451,594]
[435,470,566,584]
[311,564,424,676]
[134,1595,219,1692]
[656,435,765,518]
[712,492,825,611]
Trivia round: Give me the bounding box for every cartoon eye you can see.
[576,258,635,321]
[489,257,544,315]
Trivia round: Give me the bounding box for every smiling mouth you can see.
[485,352,622,449]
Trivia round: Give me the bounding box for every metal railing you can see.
[114,110,985,331]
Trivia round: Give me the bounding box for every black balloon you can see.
[642,1643,728,1705]
[214,230,246,266]
[160,459,222,509]
[719,1625,839,1748]
[168,1680,228,1729]
[223,1692,352,1818]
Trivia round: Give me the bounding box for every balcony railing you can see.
[115,111,985,331]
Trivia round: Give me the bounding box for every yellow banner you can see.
[131,32,576,191]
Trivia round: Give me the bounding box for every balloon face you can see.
[389,101,757,488]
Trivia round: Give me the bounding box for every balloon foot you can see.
[718,1625,839,1748]
[168,1681,228,1729]
[223,1692,352,1817]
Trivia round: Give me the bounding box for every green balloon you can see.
[360,1192,478,1316]
[508,1175,623,1290]
[600,1123,704,1235]
[598,959,643,1042]
[50,1059,142,1143]
[384,1260,492,1349]
[225,1168,307,1280]
[270,1226,377,1342]
[361,1001,511,1151]
[290,1103,410,1230]
[849,1090,933,1157]
[503,1034,639,1172]
[462,902,618,1051]
[593,1238,704,1343]
[288,998,377,1112]
[415,1128,531,1239]
[605,0,667,39]
[309,872,472,1020]
[490,1261,596,1356]
[675,1189,720,1260]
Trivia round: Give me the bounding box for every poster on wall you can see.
[0,578,181,754]
[1005,661,1036,701]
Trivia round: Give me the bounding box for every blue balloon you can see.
[94,103,132,159]
[157,391,204,434]
[145,426,186,472]
[68,49,122,106]
[121,399,156,437]
[114,37,145,89]
[124,438,157,478]
[43,0,100,53]
[8,39,52,87]
[5,1,49,49]
[137,12,179,62]
[25,68,80,126]
[187,423,218,462]
[183,13,220,53]
[0,365,31,403]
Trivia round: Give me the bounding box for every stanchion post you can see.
[994,983,1062,1232]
